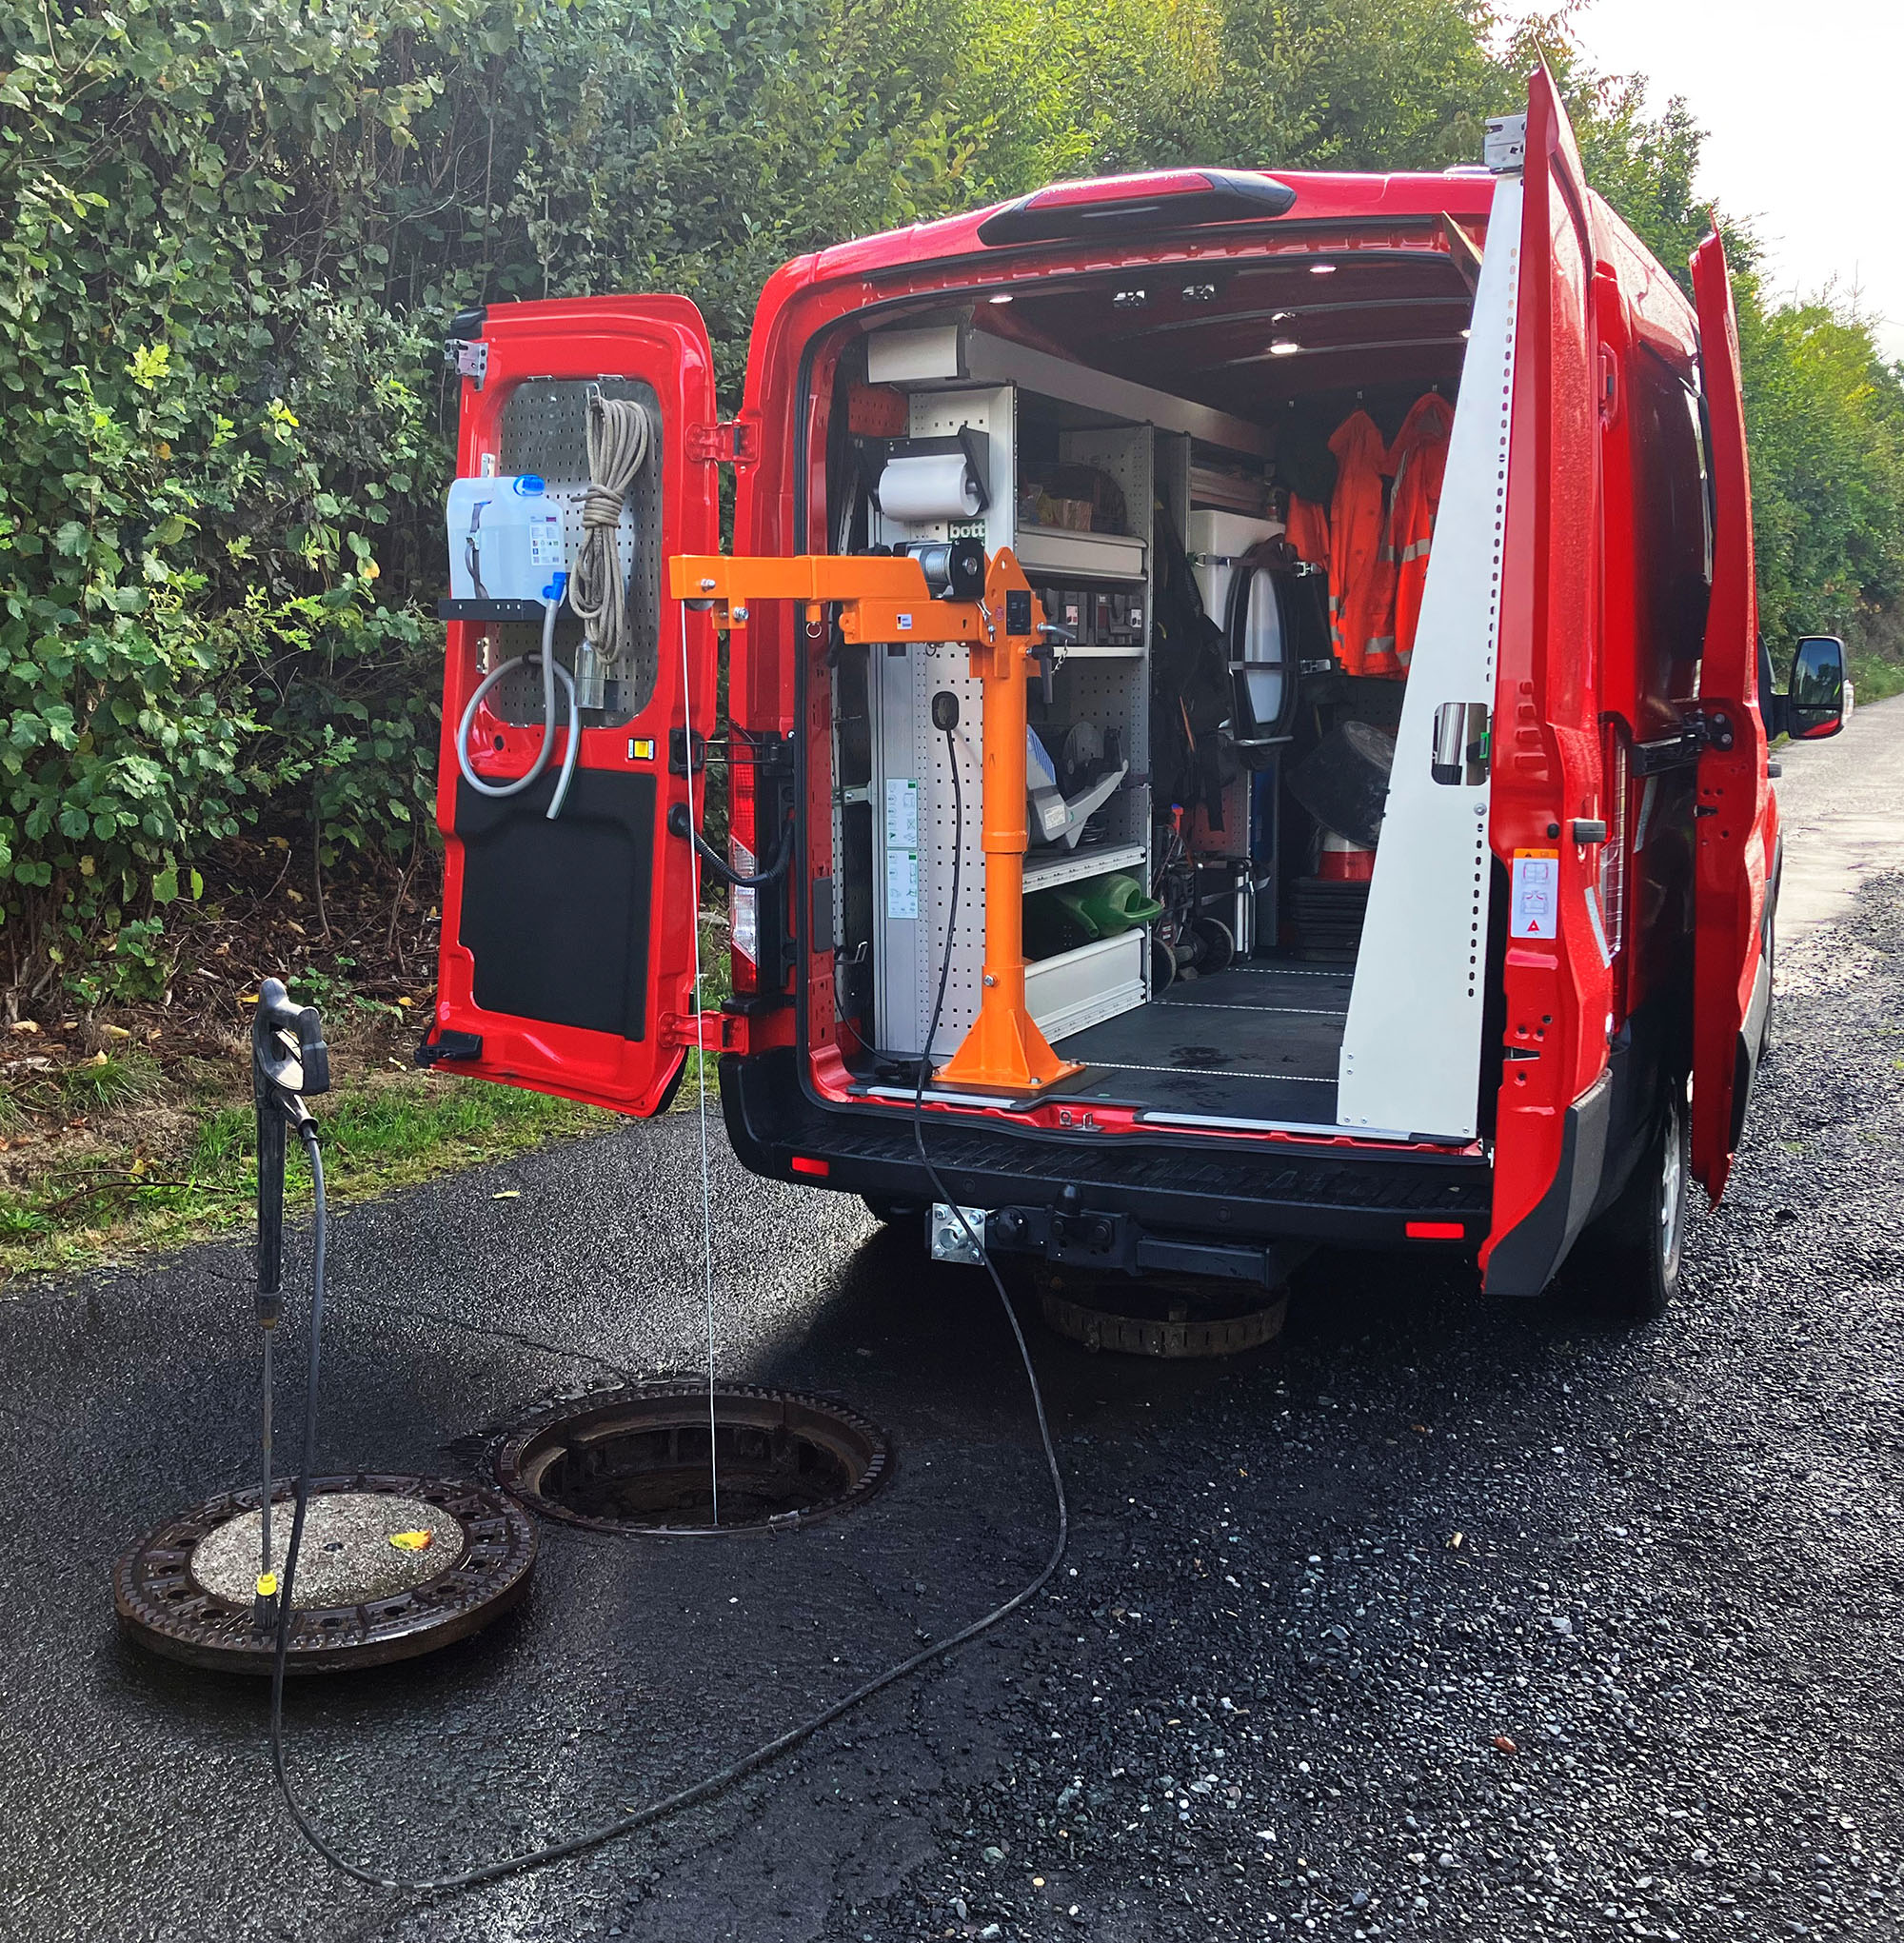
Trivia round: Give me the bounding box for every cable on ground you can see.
[263,647,1065,1899]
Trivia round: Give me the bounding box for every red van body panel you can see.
[427,295,722,1116]
[423,77,1777,1290]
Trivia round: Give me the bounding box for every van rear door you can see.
[1687,229,1773,1198]
[1479,66,1616,1298]
[426,296,724,1117]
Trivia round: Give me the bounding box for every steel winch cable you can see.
[260,646,1066,1900]
[680,602,721,1530]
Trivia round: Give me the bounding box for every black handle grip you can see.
[253,977,330,1097]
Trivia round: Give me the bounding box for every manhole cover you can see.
[1039,1275,1288,1358]
[496,1384,892,1536]
[114,1473,537,1675]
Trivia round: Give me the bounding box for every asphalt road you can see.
[3,702,1903,1943]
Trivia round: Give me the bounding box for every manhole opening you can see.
[496,1386,891,1535]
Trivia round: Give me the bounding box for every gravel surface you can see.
[2,724,1901,1942]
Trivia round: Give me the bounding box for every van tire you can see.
[1581,1076,1689,1320]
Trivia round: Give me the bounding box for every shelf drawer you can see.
[1026,929,1145,1042]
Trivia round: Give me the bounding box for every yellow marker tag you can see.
[256,1572,279,1597]
[388,1530,434,1553]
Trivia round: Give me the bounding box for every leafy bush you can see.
[0,0,1898,1012]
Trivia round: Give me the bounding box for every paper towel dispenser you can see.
[857,427,991,525]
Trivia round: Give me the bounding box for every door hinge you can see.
[662,1009,748,1056]
[444,338,488,388]
[687,420,758,466]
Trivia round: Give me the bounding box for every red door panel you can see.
[1688,229,1772,1199]
[1480,67,1616,1293]
[426,296,722,1117]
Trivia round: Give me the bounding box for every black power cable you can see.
[262,709,1067,1895]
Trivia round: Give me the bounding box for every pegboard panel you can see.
[489,377,663,723]
[913,645,988,1056]
[1035,655,1151,858]
[867,640,988,1061]
[1061,424,1151,544]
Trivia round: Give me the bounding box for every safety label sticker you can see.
[526,508,565,569]
[884,778,918,849]
[885,846,918,921]
[1510,847,1559,939]
[884,780,921,919]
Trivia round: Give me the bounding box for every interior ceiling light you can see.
[1269,339,1300,356]
[988,293,1014,305]
[1309,262,1337,275]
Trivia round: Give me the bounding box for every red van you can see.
[421,69,1845,1318]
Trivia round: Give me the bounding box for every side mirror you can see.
[1787,635,1846,741]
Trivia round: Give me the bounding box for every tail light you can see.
[727,750,759,997]
[1597,729,1629,966]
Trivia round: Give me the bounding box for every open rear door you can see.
[426,296,722,1117]
[1688,229,1772,1199]
[1479,68,1617,1296]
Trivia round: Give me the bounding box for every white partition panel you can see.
[1335,174,1522,1141]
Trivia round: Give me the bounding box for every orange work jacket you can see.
[1325,410,1394,677]
[1380,392,1456,670]
[1284,494,1330,570]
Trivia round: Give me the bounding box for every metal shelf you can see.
[1015,525,1147,584]
[1021,842,1146,895]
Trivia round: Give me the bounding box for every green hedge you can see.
[1,0,1898,1008]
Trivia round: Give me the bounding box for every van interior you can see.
[817,236,1484,1132]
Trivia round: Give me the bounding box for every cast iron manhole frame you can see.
[494,1382,893,1537]
[1039,1276,1289,1358]
[114,1471,538,1675]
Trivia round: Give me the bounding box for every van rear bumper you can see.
[720,1051,1492,1267]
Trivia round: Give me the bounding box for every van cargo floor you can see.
[1050,962,1351,1127]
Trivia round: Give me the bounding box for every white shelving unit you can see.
[1022,841,1147,895]
[861,349,1172,1056]
[1015,525,1147,585]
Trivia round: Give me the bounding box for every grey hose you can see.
[455,597,581,821]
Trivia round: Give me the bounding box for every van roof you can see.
[806,169,1503,283]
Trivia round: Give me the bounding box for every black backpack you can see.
[1148,503,1238,830]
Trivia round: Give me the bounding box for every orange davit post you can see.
[665,544,1081,1099]
[930,548,1081,1095]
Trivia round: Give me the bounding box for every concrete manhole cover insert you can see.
[114,1473,537,1675]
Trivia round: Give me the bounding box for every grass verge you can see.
[0,1067,610,1286]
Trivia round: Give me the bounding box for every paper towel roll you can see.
[878,451,983,522]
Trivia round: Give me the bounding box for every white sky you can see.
[1560,0,1904,363]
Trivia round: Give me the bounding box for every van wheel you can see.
[862,1196,923,1227]
[1582,1077,1689,1320]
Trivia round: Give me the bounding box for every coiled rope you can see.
[568,393,652,674]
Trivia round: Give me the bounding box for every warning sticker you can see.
[885,845,918,921]
[1510,848,1559,940]
[884,780,920,920]
[526,507,565,570]
[884,778,918,849]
